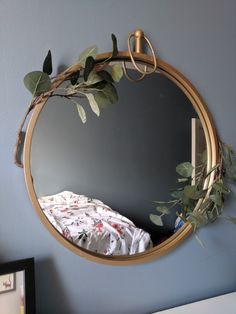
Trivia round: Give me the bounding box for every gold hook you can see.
[123,29,158,82]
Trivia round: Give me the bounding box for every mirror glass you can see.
[30,61,206,256]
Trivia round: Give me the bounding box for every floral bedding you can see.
[38,191,153,255]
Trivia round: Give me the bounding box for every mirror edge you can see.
[23,51,219,265]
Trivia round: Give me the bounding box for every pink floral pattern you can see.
[38,191,153,255]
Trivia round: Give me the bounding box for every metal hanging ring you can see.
[122,60,147,82]
[127,32,158,75]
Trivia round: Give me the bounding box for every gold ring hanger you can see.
[123,29,158,81]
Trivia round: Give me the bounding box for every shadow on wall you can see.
[35,258,73,314]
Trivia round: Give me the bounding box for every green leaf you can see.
[102,83,118,103]
[78,45,98,67]
[149,214,163,226]
[85,93,100,116]
[94,83,118,108]
[111,33,118,57]
[156,206,170,215]
[176,162,193,177]
[70,70,80,85]
[85,70,103,85]
[183,185,197,198]
[110,64,123,82]
[224,162,236,182]
[227,216,236,224]
[201,149,207,164]
[43,50,52,75]
[212,182,230,194]
[84,56,95,81]
[98,70,114,83]
[178,178,189,183]
[171,190,183,199]
[192,189,208,200]
[183,185,207,200]
[210,192,223,207]
[24,71,51,96]
[153,200,174,204]
[94,91,111,109]
[188,212,208,229]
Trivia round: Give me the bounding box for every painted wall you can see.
[0,1,236,313]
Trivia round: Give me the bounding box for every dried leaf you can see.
[85,93,100,116]
[76,104,86,123]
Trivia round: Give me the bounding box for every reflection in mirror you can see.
[30,62,206,256]
[0,271,25,314]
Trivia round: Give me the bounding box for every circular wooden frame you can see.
[23,52,219,265]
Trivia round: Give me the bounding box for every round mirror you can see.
[24,53,218,264]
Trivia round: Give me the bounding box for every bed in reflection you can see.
[38,191,153,255]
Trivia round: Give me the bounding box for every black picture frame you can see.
[0,258,35,314]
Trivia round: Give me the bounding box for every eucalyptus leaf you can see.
[70,99,86,123]
[176,162,193,177]
[111,33,118,57]
[98,70,114,83]
[225,163,236,182]
[111,64,123,82]
[84,56,95,81]
[149,214,163,226]
[183,185,207,200]
[76,103,86,123]
[227,216,236,224]
[94,83,118,108]
[102,83,118,103]
[94,91,111,109]
[213,182,230,194]
[43,50,52,75]
[85,93,100,116]
[24,71,51,96]
[171,190,183,200]
[78,45,98,67]
[201,149,207,164]
[183,185,197,199]
[178,178,189,183]
[85,70,103,85]
[210,192,223,207]
[70,70,80,85]
[192,189,207,200]
[188,212,208,229]
[156,206,170,215]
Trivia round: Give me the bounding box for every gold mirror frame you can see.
[23,51,219,265]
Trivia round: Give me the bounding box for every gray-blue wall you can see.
[0,1,236,313]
